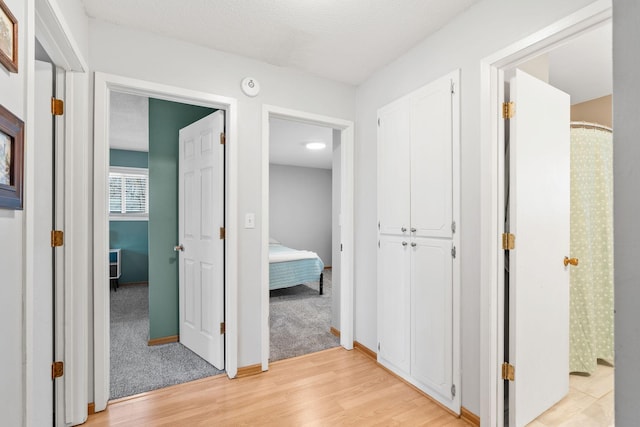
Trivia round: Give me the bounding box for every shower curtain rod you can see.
[570,121,613,133]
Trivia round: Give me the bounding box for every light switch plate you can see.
[245,213,255,229]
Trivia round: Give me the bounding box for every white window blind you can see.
[109,167,149,220]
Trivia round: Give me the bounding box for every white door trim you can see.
[93,72,239,412]
[261,105,355,370]
[27,1,89,425]
[479,1,612,425]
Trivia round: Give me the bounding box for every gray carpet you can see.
[110,284,223,400]
[269,269,340,362]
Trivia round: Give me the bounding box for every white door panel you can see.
[411,237,453,400]
[378,99,411,236]
[410,79,453,239]
[509,69,570,427]
[377,236,411,373]
[179,111,225,369]
[34,60,54,427]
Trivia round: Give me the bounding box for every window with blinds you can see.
[109,167,149,220]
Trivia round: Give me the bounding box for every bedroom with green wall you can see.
[110,149,149,284]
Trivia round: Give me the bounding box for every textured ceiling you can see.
[82,0,480,85]
[270,118,334,169]
[109,92,149,152]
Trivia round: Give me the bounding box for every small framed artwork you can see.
[0,103,24,209]
[0,0,18,73]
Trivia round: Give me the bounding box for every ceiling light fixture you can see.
[305,142,326,150]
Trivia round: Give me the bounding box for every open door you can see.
[177,111,225,369]
[34,59,55,427]
[507,69,571,426]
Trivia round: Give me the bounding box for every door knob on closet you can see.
[402,241,408,247]
[411,227,417,233]
[563,256,579,267]
[401,227,407,232]
[174,244,185,252]
[411,242,417,247]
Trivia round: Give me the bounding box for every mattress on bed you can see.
[269,244,324,290]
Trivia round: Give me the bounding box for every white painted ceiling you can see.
[81,0,480,85]
[549,22,612,104]
[109,92,149,152]
[270,118,334,169]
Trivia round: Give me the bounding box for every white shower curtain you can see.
[569,125,614,374]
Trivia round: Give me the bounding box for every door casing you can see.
[261,105,355,369]
[479,1,612,425]
[93,73,239,412]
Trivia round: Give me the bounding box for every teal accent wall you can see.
[109,149,149,284]
[110,149,148,168]
[148,99,215,340]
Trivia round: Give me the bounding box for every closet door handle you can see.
[410,227,417,233]
[411,242,417,247]
[401,227,407,232]
[174,244,185,252]
[402,241,408,247]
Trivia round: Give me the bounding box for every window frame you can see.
[108,166,149,221]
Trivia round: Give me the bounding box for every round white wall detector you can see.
[241,77,260,97]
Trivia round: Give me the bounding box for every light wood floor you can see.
[529,363,614,426]
[84,347,471,426]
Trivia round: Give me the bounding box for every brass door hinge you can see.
[501,362,515,381]
[220,132,226,145]
[51,230,64,247]
[502,233,515,250]
[219,227,225,240]
[51,98,64,116]
[220,322,226,334]
[502,102,515,119]
[52,361,64,379]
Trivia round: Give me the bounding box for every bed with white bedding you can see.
[269,240,325,294]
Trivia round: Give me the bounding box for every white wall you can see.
[0,0,89,424]
[331,132,341,329]
[613,1,639,424]
[353,0,600,414]
[269,164,332,265]
[89,19,356,369]
[0,4,26,425]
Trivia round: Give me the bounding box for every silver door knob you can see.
[402,241,408,246]
[174,244,184,252]
[411,242,417,247]
[411,227,417,233]
[401,227,407,232]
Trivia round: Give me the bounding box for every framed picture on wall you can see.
[0,0,17,73]
[0,103,24,209]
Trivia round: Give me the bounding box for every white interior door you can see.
[34,59,55,427]
[508,69,571,427]
[178,111,225,369]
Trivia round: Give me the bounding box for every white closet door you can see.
[411,237,453,401]
[377,236,411,373]
[410,77,453,239]
[378,98,411,236]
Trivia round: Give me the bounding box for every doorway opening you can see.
[107,93,225,399]
[479,1,612,425]
[267,117,340,362]
[502,21,613,427]
[261,105,355,369]
[93,73,239,412]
